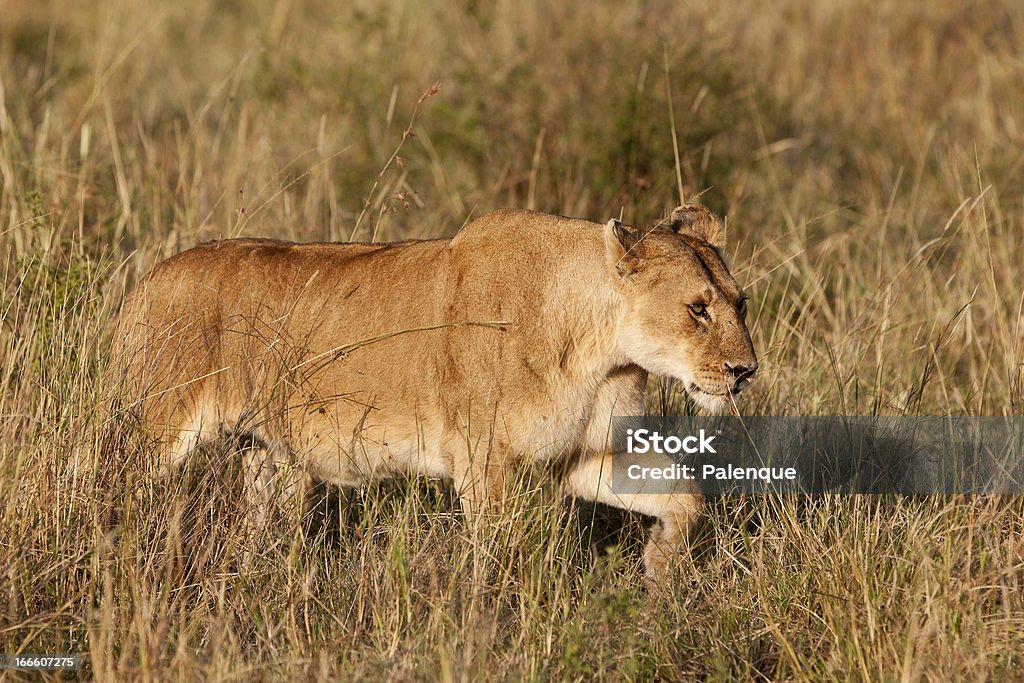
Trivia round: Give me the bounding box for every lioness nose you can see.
[724,361,758,382]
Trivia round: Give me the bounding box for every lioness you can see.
[115,203,757,578]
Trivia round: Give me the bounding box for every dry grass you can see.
[2,0,1024,679]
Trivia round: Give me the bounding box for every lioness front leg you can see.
[563,452,704,581]
[451,446,512,519]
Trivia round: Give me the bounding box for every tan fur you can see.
[115,204,757,578]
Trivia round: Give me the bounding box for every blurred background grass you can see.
[1,0,1024,679]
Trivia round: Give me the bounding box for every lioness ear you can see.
[604,218,643,278]
[666,204,725,248]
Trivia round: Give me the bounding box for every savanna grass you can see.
[1,0,1023,679]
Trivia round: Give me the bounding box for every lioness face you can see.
[606,206,758,413]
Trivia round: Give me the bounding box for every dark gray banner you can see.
[610,417,1024,495]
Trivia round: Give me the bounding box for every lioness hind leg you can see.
[136,409,219,503]
[157,416,219,478]
[240,439,276,533]
[237,435,309,535]
[562,453,704,581]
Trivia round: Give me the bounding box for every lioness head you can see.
[606,204,758,413]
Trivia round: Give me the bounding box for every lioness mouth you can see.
[688,379,750,398]
[731,378,752,395]
[687,383,726,397]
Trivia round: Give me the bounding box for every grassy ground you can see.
[2,0,1024,679]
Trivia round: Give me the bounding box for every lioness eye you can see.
[737,296,748,318]
[689,303,708,318]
